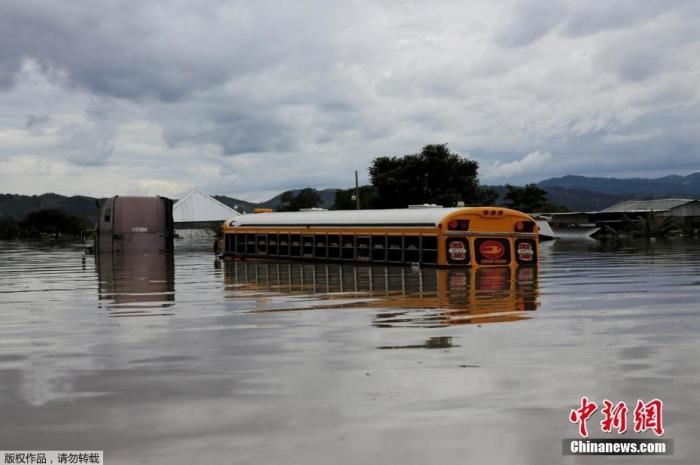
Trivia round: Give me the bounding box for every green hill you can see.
[4,173,698,223]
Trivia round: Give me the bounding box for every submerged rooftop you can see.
[173,189,240,224]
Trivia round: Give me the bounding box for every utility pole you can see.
[354,170,360,210]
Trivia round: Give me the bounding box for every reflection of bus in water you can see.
[223,261,539,327]
[221,207,538,268]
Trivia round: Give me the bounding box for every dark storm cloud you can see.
[0,0,350,158]
[496,0,698,47]
[0,1,240,101]
[161,110,296,155]
[0,0,699,197]
[0,1,360,101]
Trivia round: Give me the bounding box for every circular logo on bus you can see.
[448,240,467,261]
[479,240,505,260]
[517,242,534,262]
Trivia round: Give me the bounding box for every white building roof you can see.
[602,198,695,213]
[227,207,527,227]
[173,190,240,223]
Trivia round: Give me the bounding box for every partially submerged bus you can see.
[220,207,538,267]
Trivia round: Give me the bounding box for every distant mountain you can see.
[538,172,700,197]
[0,190,340,222]
[212,195,260,213]
[539,186,624,212]
[258,188,338,210]
[483,185,622,211]
[4,173,698,222]
[0,193,103,222]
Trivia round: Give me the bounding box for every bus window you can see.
[268,234,278,255]
[278,233,290,256]
[256,234,268,255]
[314,234,327,258]
[421,235,438,264]
[328,235,341,259]
[290,234,301,256]
[388,236,403,262]
[302,235,314,257]
[246,233,256,254]
[236,233,246,253]
[356,235,370,260]
[404,236,419,262]
[371,235,386,262]
[342,235,354,260]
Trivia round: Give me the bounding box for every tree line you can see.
[0,144,566,237]
[278,144,566,212]
[0,209,91,240]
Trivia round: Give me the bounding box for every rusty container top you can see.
[97,196,174,253]
[112,196,167,235]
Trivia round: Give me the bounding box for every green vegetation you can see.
[0,209,91,240]
[367,144,495,208]
[3,168,700,219]
[277,188,322,211]
[504,184,568,213]
[0,193,101,223]
[332,186,379,210]
[621,212,677,238]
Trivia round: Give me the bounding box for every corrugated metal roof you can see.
[173,190,240,223]
[227,207,528,227]
[602,198,695,213]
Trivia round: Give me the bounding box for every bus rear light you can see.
[481,209,504,217]
[448,219,470,231]
[515,221,536,233]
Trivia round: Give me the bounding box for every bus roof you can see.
[226,207,528,228]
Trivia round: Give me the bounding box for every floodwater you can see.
[1,238,699,464]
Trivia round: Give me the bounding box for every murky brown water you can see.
[1,238,699,464]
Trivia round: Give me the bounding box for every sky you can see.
[1,0,699,202]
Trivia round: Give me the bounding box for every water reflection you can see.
[377,336,459,350]
[223,261,539,327]
[96,252,175,316]
[3,239,700,463]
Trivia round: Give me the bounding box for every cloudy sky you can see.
[1,0,699,201]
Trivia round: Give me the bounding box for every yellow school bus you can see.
[220,206,539,267]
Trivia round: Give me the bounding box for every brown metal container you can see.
[96,196,174,253]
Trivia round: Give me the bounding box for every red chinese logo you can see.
[634,399,664,436]
[569,397,664,437]
[569,396,598,437]
[601,399,628,434]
